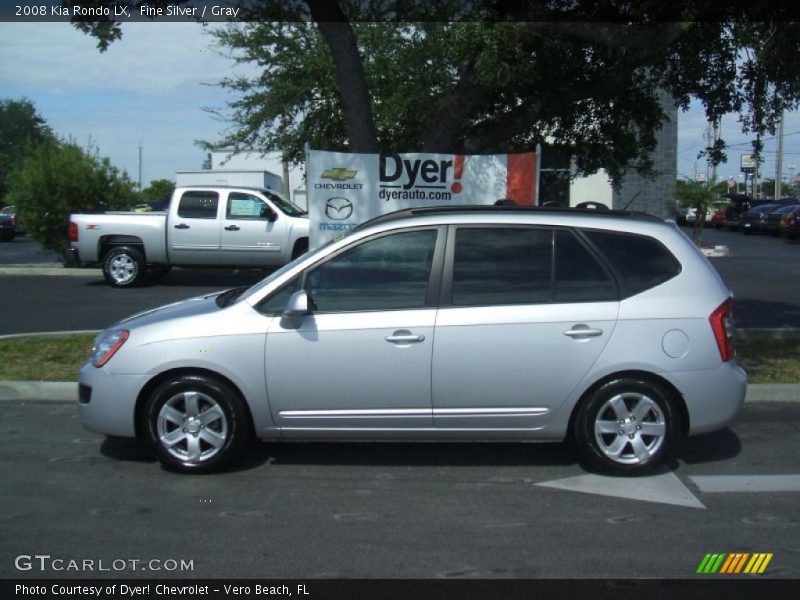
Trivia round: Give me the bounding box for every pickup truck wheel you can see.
[103,246,146,287]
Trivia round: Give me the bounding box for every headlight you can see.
[89,330,129,367]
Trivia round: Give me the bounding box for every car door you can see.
[221,191,288,266]
[168,190,221,265]
[263,227,444,434]
[432,226,619,430]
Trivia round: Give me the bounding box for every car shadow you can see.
[262,440,579,469]
[99,430,743,473]
[676,427,742,465]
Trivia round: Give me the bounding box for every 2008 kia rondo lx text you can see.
[78,206,747,475]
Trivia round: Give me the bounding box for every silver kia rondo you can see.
[78,206,747,474]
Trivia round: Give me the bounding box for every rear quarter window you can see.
[582,229,681,298]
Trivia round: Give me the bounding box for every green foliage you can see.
[139,178,175,201]
[71,2,800,184]
[674,179,721,242]
[6,139,136,253]
[0,98,53,202]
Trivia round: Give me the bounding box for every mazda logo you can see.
[325,197,353,220]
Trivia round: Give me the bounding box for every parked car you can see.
[68,186,309,287]
[786,206,800,240]
[78,205,746,476]
[740,203,780,234]
[0,213,15,242]
[721,194,753,230]
[710,206,726,229]
[764,204,800,236]
[1,205,23,235]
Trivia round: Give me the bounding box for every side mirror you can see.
[283,290,309,317]
[280,290,310,329]
[261,205,278,222]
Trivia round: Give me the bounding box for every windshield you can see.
[263,189,307,217]
[236,237,338,304]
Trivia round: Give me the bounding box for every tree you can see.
[139,178,175,201]
[6,139,136,253]
[0,98,53,202]
[674,179,720,243]
[70,2,800,186]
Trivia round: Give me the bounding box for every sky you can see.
[2,21,800,197]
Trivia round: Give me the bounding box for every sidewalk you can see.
[1,380,798,403]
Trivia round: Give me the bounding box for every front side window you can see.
[177,191,219,219]
[305,229,437,313]
[451,227,552,306]
[227,192,267,220]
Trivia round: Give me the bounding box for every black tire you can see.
[0,231,13,242]
[573,378,682,475]
[291,238,309,260]
[143,374,250,473]
[102,245,146,287]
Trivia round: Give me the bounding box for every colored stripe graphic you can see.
[697,553,773,574]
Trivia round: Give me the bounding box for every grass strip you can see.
[0,334,797,384]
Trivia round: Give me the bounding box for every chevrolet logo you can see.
[321,168,358,181]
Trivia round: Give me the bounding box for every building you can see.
[175,150,283,193]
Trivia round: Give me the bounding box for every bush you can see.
[6,139,136,253]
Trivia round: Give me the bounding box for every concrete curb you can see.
[0,381,797,403]
[0,381,78,401]
[0,266,102,276]
[700,245,730,258]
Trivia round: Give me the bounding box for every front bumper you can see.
[78,362,146,438]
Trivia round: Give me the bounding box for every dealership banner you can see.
[306,149,540,248]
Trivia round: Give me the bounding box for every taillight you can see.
[69,221,78,243]
[709,298,735,361]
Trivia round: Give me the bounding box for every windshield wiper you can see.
[215,285,249,308]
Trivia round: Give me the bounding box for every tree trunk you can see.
[307,0,379,153]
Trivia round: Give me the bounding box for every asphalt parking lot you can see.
[1,399,799,580]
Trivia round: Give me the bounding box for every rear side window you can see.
[554,230,617,302]
[583,230,680,298]
[177,191,219,219]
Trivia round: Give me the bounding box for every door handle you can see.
[563,326,603,338]
[174,223,190,230]
[224,225,240,231]
[385,331,425,344]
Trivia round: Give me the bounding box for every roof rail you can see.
[354,204,663,231]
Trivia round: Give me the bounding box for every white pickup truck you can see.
[67,186,309,287]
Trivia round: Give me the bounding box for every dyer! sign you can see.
[307,149,540,248]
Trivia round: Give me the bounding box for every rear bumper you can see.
[63,247,80,266]
[667,362,747,436]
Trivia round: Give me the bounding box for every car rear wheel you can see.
[143,374,250,473]
[103,245,146,287]
[573,378,682,475]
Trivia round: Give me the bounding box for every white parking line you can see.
[690,475,800,493]
[536,471,706,509]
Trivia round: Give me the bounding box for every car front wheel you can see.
[573,378,682,475]
[143,374,250,473]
